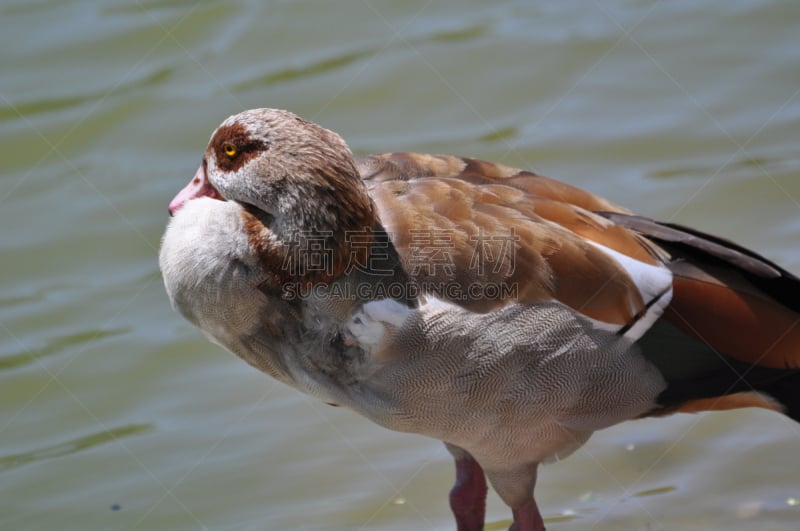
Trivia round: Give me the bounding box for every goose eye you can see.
[222,143,238,158]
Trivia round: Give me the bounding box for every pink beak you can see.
[168,164,222,215]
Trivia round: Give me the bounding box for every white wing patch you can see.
[419,294,464,315]
[586,241,673,341]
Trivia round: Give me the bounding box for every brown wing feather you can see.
[360,152,624,210]
[649,391,783,416]
[666,264,800,369]
[357,153,661,325]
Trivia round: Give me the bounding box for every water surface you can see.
[1,1,799,529]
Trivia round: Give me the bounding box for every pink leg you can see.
[449,455,488,531]
[509,499,545,531]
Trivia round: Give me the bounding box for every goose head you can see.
[169,108,379,286]
[170,108,375,232]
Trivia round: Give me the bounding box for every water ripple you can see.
[633,485,678,498]
[234,49,374,91]
[0,328,129,372]
[0,66,172,123]
[0,423,151,473]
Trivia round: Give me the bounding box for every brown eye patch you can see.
[210,122,269,173]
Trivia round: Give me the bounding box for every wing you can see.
[357,153,673,340]
[357,152,800,418]
[599,212,800,370]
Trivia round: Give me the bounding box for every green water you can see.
[2,1,799,529]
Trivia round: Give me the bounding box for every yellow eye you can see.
[223,143,238,158]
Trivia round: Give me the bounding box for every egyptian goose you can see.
[159,108,800,531]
